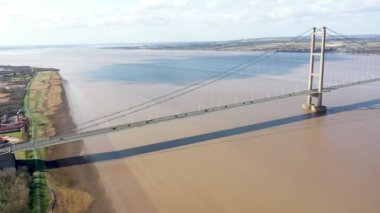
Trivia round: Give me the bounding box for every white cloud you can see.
[0,0,378,45]
[0,0,378,28]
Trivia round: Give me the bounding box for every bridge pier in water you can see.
[302,27,327,113]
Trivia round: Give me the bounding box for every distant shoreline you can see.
[101,36,380,54]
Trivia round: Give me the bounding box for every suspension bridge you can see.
[1,26,379,155]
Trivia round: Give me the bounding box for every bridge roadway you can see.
[1,78,379,156]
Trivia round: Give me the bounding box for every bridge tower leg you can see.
[302,27,327,113]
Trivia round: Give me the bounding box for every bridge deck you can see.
[1,78,379,155]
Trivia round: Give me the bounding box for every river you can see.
[1,47,380,212]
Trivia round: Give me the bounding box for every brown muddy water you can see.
[0,48,380,213]
[63,81,380,213]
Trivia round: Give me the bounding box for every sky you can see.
[0,0,379,45]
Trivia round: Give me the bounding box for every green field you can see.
[0,131,22,138]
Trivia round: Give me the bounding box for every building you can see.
[0,111,29,137]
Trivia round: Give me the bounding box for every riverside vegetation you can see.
[0,168,31,213]
[24,70,95,212]
[0,67,65,212]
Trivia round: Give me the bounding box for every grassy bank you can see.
[13,70,95,212]
[15,71,60,213]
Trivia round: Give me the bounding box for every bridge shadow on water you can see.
[18,98,380,171]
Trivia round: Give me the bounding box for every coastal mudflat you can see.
[44,77,114,213]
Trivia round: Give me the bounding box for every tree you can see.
[0,168,31,213]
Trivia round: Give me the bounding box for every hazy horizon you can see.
[0,32,379,48]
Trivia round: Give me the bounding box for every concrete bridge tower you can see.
[302,27,327,113]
